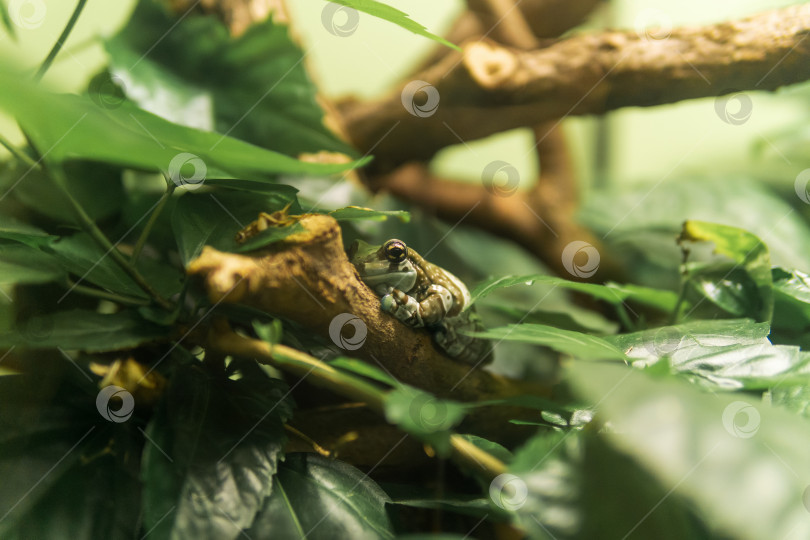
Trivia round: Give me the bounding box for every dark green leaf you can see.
[567,361,810,540]
[384,386,465,456]
[0,243,64,285]
[468,324,627,361]
[142,362,294,540]
[680,220,773,322]
[106,0,356,157]
[323,0,458,50]
[329,356,400,388]
[247,453,395,540]
[770,268,810,347]
[0,214,53,246]
[0,309,168,351]
[171,189,300,264]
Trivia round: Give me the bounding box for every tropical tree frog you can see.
[349,239,492,365]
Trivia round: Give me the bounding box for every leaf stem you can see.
[131,181,176,264]
[65,278,151,307]
[50,167,174,310]
[34,0,88,81]
[0,133,38,169]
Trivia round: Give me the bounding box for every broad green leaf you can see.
[142,362,294,540]
[766,384,810,421]
[580,177,810,281]
[49,233,183,300]
[0,243,64,285]
[171,188,301,264]
[247,453,395,540]
[325,0,458,50]
[329,356,401,387]
[253,319,283,345]
[384,386,465,456]
[607,319,810,390]
[680,220,773,322]
[0,214,53,246]
[486,304,618,334]
[329,206,410,222]
[471,274,677,312]
[469,324,627,361]
[0,63,367,182]
[106,0,356,157]
[567,361,810,540]
[0,309,168,351]
[770,268,810,347]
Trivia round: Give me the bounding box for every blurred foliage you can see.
[1,1,810,540]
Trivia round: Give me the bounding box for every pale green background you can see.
[1,0,807,190]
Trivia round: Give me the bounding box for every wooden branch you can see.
[342,4,810,172]
[186,214,550,403]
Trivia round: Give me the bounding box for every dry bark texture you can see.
[341,4,810,172]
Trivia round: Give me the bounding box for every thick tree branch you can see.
[187,214,550,403]
[342,4,810,172]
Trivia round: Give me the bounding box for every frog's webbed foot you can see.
[381,288,425,327]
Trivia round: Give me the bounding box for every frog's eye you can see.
[383,239,407,264]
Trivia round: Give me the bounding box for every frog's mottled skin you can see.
[349,239,492,365]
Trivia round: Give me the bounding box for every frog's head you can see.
[348,238,417,295]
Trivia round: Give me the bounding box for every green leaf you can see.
[141,362,294,540]
[606,319,810,390]
[469,324,627,361]
[171,189,301,264]
[384,386,465,456]
[680,220,773,322]
[471,274,677,312]
[0,214,53,247]
[770,268,810,347]
[0,63,367,181]
[253,319,283,345]
[329,356,400,387]
[0,0,16,40]
[329,206,410,222]
[567,361,810,540]
[324,0,458,50]
[106,0,356,158]
[0,309,168,351]
[247,453,395,540]
[48,233,183,300]
[0,243,65,285]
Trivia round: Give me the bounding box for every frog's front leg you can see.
[382,285,454,327]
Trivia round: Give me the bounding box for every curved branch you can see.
[342,4,810,172]
[187,214,550,403]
